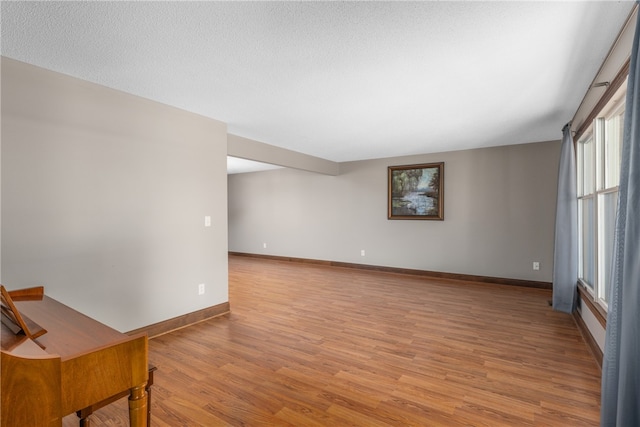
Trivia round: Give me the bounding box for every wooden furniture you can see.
[0,285,48,340]
[77,365,156,427]
[1,345,62,427]
[1,287,148,427]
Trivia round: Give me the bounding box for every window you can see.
[577,80,626,311]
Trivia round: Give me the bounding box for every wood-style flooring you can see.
[63,255,601,426]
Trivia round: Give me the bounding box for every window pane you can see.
[579,197,596,288]
[580,136,594,195]
[605,111,623,188]
[596,118,605,191]
[598,191,618,304]
[577,139,584,196]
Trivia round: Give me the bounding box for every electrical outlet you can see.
[533,262,540,271]
[198,283,205,295]
[204,216,211,227]
[263,242,267,249]
[361,249,365,257]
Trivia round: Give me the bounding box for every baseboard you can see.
[126,301,230,339]
[573,309,604,370]
[228,252,552,290]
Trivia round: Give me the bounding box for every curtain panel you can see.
[552,124,578,314]
[601,4,640,426]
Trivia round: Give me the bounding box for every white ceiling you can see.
[1,1,636,172]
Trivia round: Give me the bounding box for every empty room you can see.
[1,2,639,426]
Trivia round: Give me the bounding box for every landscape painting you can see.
[388,162,444,220]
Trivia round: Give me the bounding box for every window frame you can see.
[575,79,626,313]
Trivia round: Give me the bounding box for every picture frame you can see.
[388,162,444,220]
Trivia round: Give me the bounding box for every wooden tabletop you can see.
[3,296,129,360]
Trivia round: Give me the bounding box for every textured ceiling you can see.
[1,1,636,169]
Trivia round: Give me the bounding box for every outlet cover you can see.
[198,283,205,295]
[533,262,540,271]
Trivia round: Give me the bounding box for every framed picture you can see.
[388,162,444,220]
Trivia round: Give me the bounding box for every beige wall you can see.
[229,140,561,282]
[1,58,229,332]
[228,134,340,175]
[0,57,562,332]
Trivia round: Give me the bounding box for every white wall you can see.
[579,296,606,351]
[229,140,560,282]
[1,58,229,332]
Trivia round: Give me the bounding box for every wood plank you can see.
[63,255,601,426]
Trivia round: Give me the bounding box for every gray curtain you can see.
[552,124,577,314]
[601,6,640,426]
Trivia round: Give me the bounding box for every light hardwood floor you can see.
[64,255,601,426]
